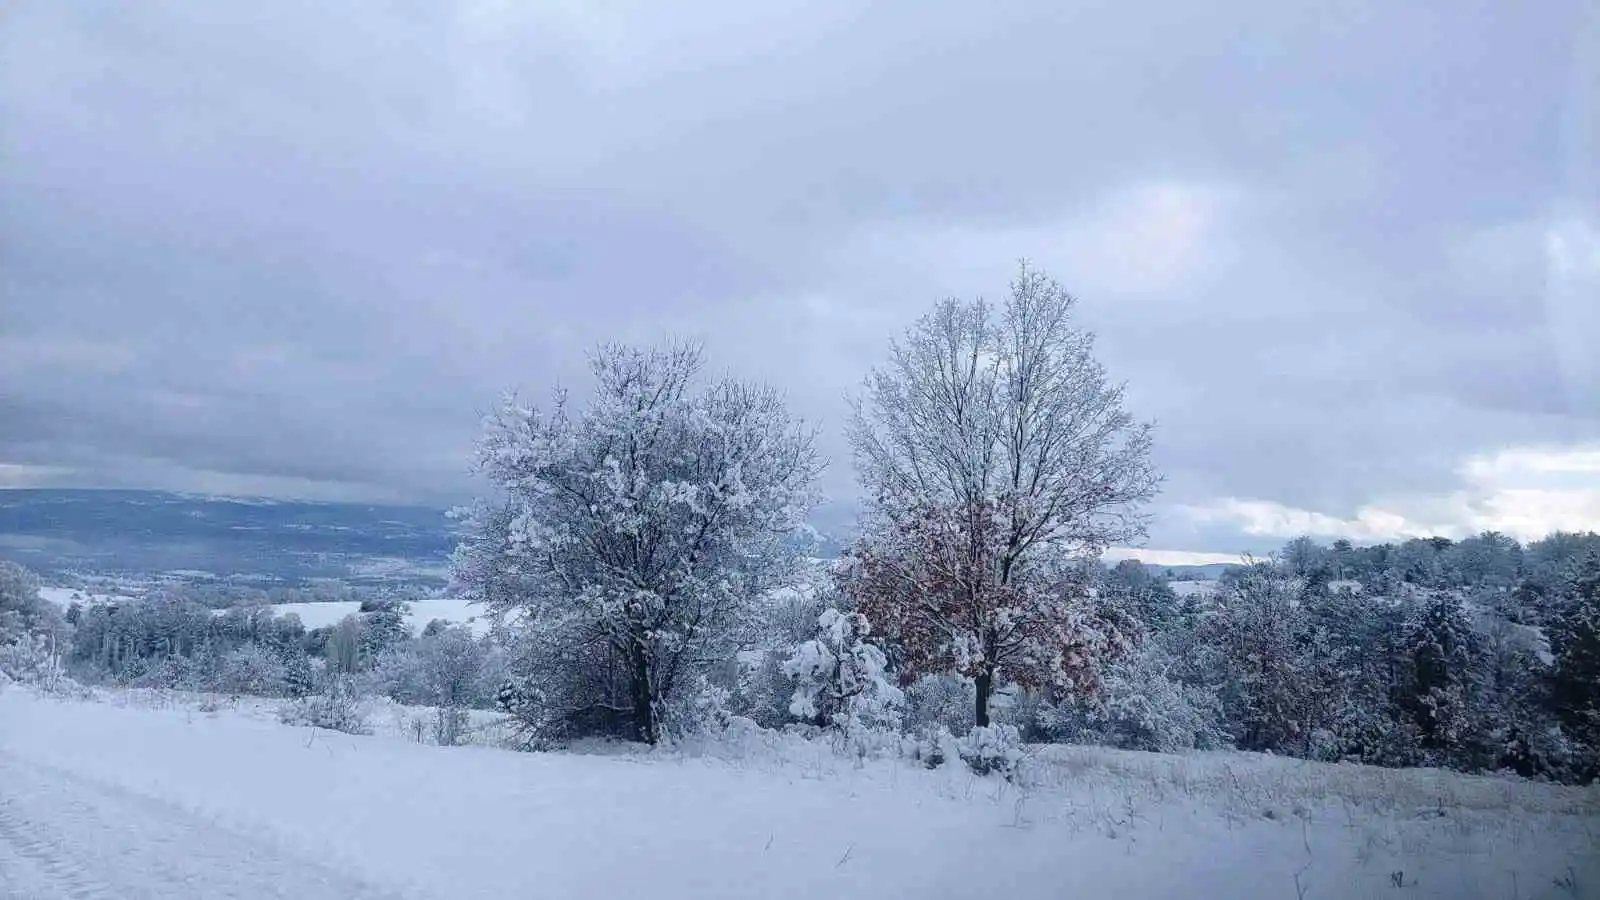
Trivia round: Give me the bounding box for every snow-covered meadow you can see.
[1,684,1594,900]
[36,586,138,609]
[35,584,492,637]
[264,597,489,636]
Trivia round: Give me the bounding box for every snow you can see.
[267,597,490,636]
[33,586,489,635]
[36,586,138,608]
[1168,580,1218,598]
[0,686,1595,900]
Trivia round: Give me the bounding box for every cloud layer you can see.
[2,1,1596,552]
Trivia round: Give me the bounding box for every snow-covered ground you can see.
[1,687,1594,900]
[34,585,489,637]
[1168,580,1218,598]
[36,586,138,608]
[267,597,489,636]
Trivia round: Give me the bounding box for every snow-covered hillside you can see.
[0,687,1593,900]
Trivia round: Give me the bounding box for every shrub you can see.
[216,643,289,698]
[278,675,370,734]
[957,723,1025,778]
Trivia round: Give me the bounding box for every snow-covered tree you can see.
[846,264,1157,726]
[1550,553,1600,781]
[848,500,1136,727]
[357,598,410,664]
[324,615,362,675]
[1398,595,1485,763]
[216,642,289,697]
[453,342,822,744]
[0,562,64,646]
[1050,641,1226,752]
[784,608,903,734]
[1206,566,1315,753]
[371,624,488,710]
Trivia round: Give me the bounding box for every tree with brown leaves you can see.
[846,264,1158,726]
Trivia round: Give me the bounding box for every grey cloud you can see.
[2,0,1596,553]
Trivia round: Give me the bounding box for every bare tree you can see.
[453,342,822,744]
[846,263,1159,726]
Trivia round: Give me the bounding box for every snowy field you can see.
[36,586,138,608]
[34,587,491,637]
[1,687,1595,900]
[264,597,489,636]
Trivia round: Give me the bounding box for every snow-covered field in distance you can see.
[0,686,1595,900]
[34,586,491,636]
[36,586,138,608]
[268,597,490,636]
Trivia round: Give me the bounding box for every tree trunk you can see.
[627,637,658,744]
[974,669,993,728]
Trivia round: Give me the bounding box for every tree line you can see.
[4,262,1596,782]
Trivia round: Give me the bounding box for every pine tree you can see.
[1549,553,1600,781]
[1399,595,1485,766]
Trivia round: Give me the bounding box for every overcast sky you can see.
[2,2,1596,563]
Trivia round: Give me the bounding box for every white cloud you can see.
[1103,547,1259,567]
[1182,443,1600,543]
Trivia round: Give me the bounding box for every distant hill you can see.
[0,489,457,587]
[0,488,1228,587]
[0,488,847,587]
[1148,563,1235,581]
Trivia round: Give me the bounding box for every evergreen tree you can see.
[1549,553,1600,781]
[1399,595,1485,766]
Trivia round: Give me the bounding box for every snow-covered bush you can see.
[125,654,199,691]
[1049,644,1226,753]
[0,632,65,692]
[903,673,976,735]
[433,706,470,746]
[368,624,489,712]
[728,649,795,729]
[956,724,1025,778]
[216,642,289,698]
[284,652,318,698]
[902,725,962,769]
[784,609,903,736]
[279,674,370,735]
[660,673,735,744]
[491,626,638,747]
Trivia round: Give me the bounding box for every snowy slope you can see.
[0,688,1595,900]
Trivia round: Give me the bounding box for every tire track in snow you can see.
[0,749,405,900]
[0,795,123,900]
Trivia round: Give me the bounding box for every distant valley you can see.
[0,489,458,588]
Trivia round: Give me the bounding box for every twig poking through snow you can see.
[835,844,854,868]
